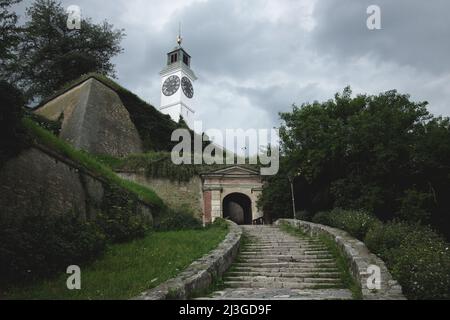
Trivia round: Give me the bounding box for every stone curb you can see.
[275,219,406,300]
[132,220,242,300]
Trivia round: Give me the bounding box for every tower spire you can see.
[177,22,183,46]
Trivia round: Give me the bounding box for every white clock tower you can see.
[159,32,197,128]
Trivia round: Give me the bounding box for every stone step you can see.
[244,245,323,250]
[246,247,329,250]
[240,253,334,260]
[227,271,341,278]
[223,281,342,290]
[200,288,353,300]
[239,254,333,259]
[232,269,339,276]
[233,266,339,273]
[225,276,342,284]
[196,225,350,300]
[234,261,337,268]
[239,259,336,265]
[242,249,329,253]
[241,248,329,252]
[244,242,326,249]
[239,252,330,257]
[246,240,320,244]
[248,237,323,245]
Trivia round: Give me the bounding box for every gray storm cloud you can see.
[13,0,450,131]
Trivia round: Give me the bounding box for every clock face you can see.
[162,75,180,96]
[181,76,194,98]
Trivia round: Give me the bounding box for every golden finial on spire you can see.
[177,22,183,46]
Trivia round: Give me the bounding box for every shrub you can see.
[24,111,62,135]
[98,185,152,242]
[397,189,433,224]
[0,212,106,286]
[314,209,450,299]
[208,217,229,231]
[0,185,153,287]
[312,208,381,240]
[296,210,313,221]
[365,221,450,299]
[311,211,333,225]
[364,221,411,258]
[155,208,202,231]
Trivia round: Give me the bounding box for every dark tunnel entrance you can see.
[223,193,252,225]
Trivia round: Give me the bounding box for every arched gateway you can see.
[223,193,252,225]
[201,166,263,225]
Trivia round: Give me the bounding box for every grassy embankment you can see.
[1,120,229,299]
[23,118,163,208]
[3,222,228,300]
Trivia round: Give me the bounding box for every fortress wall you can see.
[0,146,154,225]
[35,78,143,157]
[117,171,204,220]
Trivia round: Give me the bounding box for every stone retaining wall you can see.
[133,220,242,300]
[276,219,405,300]
[117,171,204,220]
[0,144,155,226]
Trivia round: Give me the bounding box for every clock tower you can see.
[159,32,197,128]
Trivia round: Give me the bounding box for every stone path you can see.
[200,225,353,300]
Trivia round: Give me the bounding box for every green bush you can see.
[0,185,153,287]
[24,111,62,135]
[365,221,450,300]
[397,189,433,224]
[0,213,106,286]
[312,209,450,299]
[311,211,333,225]
[312,208,381,240]
[0,119,157,288]
[296,210,313,221]
[155,208,202,231]
[98,185,152,242]
[209,217,229,230]
[364,222,410,258]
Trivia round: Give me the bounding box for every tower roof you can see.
[160,32,196,80]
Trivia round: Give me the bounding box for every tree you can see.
[0,0,21,80]
[0,80,25,167]
[14,0,124,102]
[261,87,450,239]
[257,157,293,223]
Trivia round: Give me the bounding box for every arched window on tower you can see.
[170,53,178,63]
[183,54,189,66]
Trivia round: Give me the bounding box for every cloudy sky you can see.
[14,0,450,136]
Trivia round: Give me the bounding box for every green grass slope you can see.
[2,222,228,300]
[23,118,164,208]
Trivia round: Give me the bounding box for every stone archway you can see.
[222,193,252,225]
[201,165,263,224]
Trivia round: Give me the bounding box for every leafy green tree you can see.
[263,87,450,238]
[0,0,21,80]
[257,158,293,223]
[14,0,124,101]
[0,80,25,167]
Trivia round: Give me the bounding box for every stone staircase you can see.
[201,225,353,300]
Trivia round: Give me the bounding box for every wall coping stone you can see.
[132,220,242,300]
[276,219,406,300]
